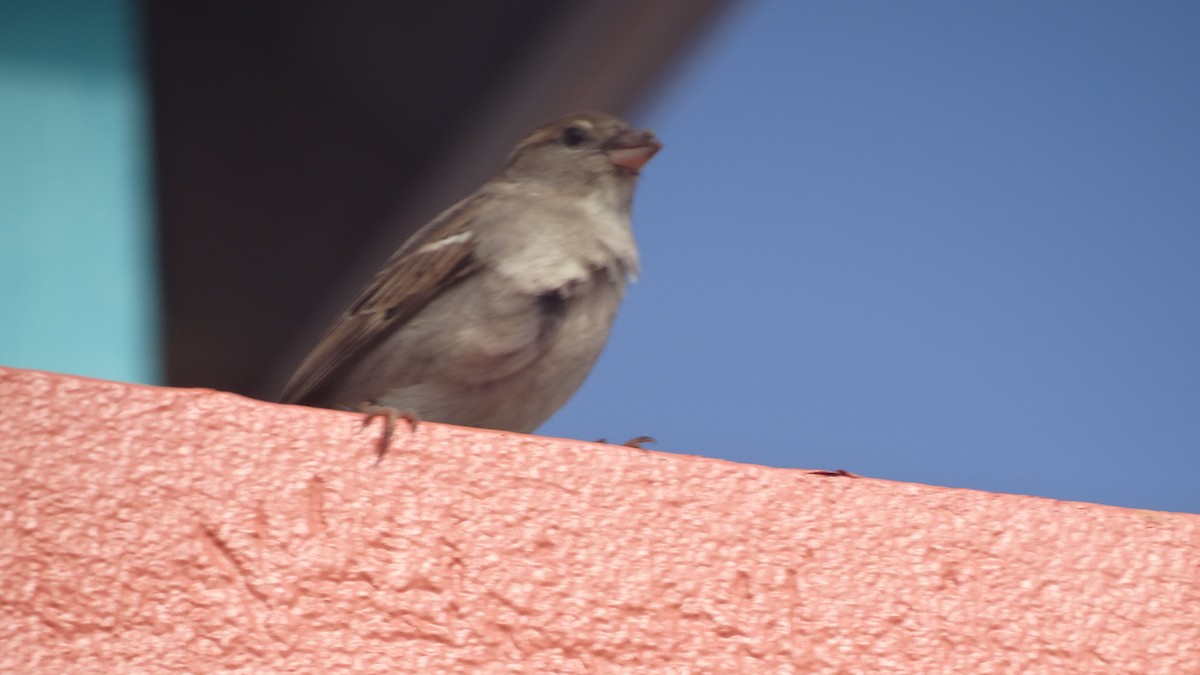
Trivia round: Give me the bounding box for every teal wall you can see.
[0,0,159,383]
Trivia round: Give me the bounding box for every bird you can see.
[280,111,661,447]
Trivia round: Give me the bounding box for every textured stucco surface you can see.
[1,365,1198,672]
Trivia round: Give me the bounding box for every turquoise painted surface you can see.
[0,0,160,383]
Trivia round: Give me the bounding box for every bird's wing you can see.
[280,198,484,405]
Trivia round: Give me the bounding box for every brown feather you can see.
[280,200,483,405]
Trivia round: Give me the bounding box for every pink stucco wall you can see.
[2,366,1198,671]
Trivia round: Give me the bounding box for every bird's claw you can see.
[808,468,860,478]
[357,403,419,463]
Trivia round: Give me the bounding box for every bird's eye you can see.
[561,125,589,147]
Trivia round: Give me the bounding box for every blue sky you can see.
[540,1,1200,514]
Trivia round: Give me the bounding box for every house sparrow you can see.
[281,111,661,439]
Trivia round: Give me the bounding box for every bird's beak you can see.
[606,128,662,173]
